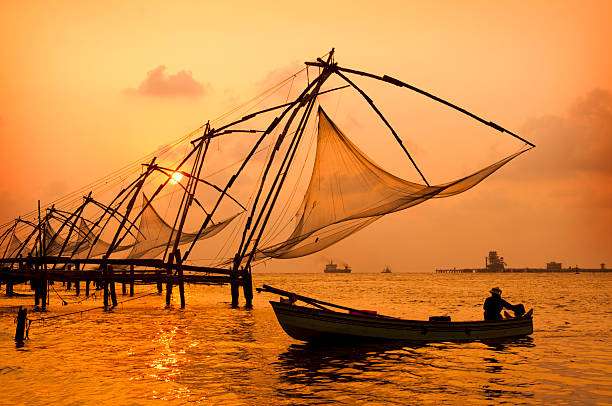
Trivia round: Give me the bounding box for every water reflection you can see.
[274,338,537,403]
[481,336,535,351]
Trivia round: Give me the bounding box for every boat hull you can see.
[270,301,533,343]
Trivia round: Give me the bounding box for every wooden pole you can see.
[109,265,118,308]
[165,253,174,307]
[102,261,109,311]
[334,70,429,186]
[243,267,253,309]
[85,278,90,297]
[75,262,80,296]
[121,271,127,295]
[175,249,185,309]
[242,73,325,271]
[15,306,27,345]
[41,269,47,312]
[156,271,162,294]
[103,160,156,258]
[182,70,328,263]
[129,265,135,297]
[230,274,239,308]
[32,260,40,309]
[331,64,536,148]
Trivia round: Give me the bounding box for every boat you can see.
[324,261,351,273]
[259,285,533,342]
[382,266,392,273]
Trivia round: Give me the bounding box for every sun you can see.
[169,171,183,185]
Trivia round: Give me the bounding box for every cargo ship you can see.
[324,261,352,273]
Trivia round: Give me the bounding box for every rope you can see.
[0,63,311,230]
[28,290,159,324]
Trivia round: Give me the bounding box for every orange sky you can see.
[0,0,610,271]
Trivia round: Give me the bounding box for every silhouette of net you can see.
[127,194,240,259]
[259,107,527,259]
[0,232,23,258]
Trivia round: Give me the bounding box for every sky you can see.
[0,0,610,271]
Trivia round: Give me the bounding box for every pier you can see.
[0,256,253,310]
[436,251,609,273]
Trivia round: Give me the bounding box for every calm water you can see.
[0,273,610,405]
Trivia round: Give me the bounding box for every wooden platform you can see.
[0,256,251,310]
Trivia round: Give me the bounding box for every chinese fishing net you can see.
[259,107,527,259]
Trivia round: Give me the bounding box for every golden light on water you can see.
[169,172,183,185]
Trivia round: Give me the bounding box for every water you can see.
[0,273,610,405]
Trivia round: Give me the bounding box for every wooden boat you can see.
[260,285,533,343]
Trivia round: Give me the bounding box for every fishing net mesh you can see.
[126,195,239,259]
[260,107,526,259]
[0,233,23,258]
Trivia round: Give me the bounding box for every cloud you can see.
[255,61,304,94]
[125,65,206,98]
[489,88,612,211]
[516,88,612,179]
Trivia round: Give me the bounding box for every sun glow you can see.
[169,171,183,185]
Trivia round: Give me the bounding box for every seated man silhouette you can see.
[483,287,524,320]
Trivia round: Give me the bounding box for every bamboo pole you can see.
[182,69,329,263]
[102,260,109,311]
[165,252,174,307]
[330,64,536,148]
[242,60,330,271]
[334,70,430,186]
[129,265,135,297]
[175,249,185,309]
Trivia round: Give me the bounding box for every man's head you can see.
[490,287,502,297]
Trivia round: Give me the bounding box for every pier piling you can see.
[243,268,253,309]
[129,265,135,297]
[15,306,27,345]
[230,270,239,308]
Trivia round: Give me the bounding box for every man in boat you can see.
[483,287,521,321]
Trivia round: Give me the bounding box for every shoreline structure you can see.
[436,251,609,273]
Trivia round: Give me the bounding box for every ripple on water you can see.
[0,273,609,404]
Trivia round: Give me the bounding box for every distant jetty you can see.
[436,251,609,273]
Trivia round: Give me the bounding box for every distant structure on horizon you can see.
[436,252,609,273]
[324,261,352,274]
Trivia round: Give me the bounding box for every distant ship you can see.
[382,266,392,274]
[324,261,352,273]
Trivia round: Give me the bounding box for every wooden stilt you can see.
[75,263,80,296]
[102,261,109,311]
[85,279,90,297]
[230,269,240,308]
[156,271,162,294]
[129,265,135,297]
[15,306,27,345]
[165,275,173,307]
[165,254,174,307]
[41,271,47,312]
[121,271,127,295]
[175,249,185,309]
[109,265,118,307]
[6,281,13,297]
[103,282,109,310]
[243,267,253,309]
[33,276,40,308]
